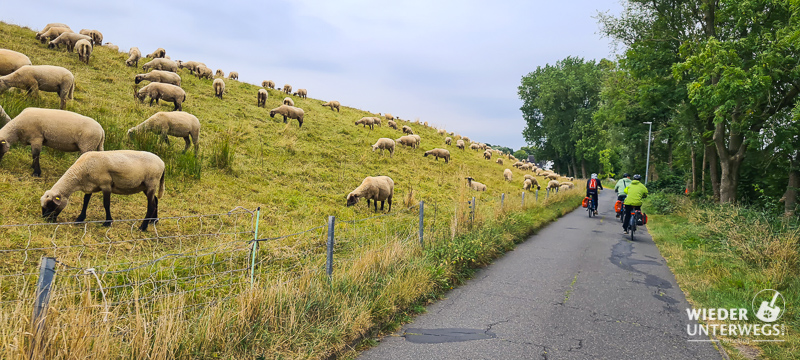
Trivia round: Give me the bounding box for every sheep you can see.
[402,125,414,134]
[462,136,471,143]
[384,113,395,121]
[0,49,32,76]
[283,97,295,106]
[566,177,574,181]
[262,80,275,89]
[371,138,395,157]
[294,88,307,98]
[322,100,340,112]
[504,168,513,181]
[0,105,9,125]
[269,105,305,127]
[195,65,213,79]
[146,48,166,58]
[396,135,417,149]
[456,139,465,150]
[78,29,103,46]
[126,47,142,67]
[387,120,398,129]
[512,161,524,169]
[483,150,492,160]
[75,39,92,64]
[40,150,165,231]
[177,60,205,74]
[560,181,574,189]
[470,143,481,151]
[0,107,104,176]
[546,173,559,180]
[257,89,268,107]
[547,180,560,191]
[371,117,382,127]
[104,43,119,51]
[424,148,450,163]
[283,84,292,94]
[48,32,92,52]
[465,177,487,191]
[355,117,375,130]
[210,78,225,99]
[560,184,570,192]
[346,176,394,212]
[424,121,429,127]
[36,23,71,40]
[134,70,182,87]
[135,82,186,111]
[0,65,74,109]
[445,137,452,145]
[228,71,239,80]
[127,111,200,154]
[437,129,446,136]
[215,69,224,78]
[496,158,503,165]
[410,134,421,146]
[521,163,534,171]
[37,27,72,43]
[523,179,534,191]
[142,58,178,72]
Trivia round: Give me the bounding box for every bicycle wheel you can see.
[629,213,636,241]
[588,201,593,217]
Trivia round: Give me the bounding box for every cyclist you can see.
[623,174,649,234]
[586,173,603,216]
[614,173,632,218]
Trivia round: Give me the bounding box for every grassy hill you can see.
[0,21,584,359]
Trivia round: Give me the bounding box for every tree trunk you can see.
[650,163,659,182]
[580,158,587,179]
[667,135,673,169]
[701,145,707,196]
[714,120,746,204]
[784,158,799,216]
[571,157,578,179]
[691,144,697,193]
[704,117,721,202]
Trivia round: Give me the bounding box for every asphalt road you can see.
[359,189,722,359]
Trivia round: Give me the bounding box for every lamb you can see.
[142,58,178,72]
[0,107,104,176]
[387,120,397,129]
[0,65,74,109]
[40,150,165,231]
[269,105,305,127]
[294,88,307,98]
[465,177,487,191]
[547,180,560,191]
[126,47,142,67]
[283,97,295,106]
[371,138,395,157]
[177,60,205,74]
[146,48,166,58]
[384,113,395,121]
[396,135,417,149]
[355,117,375,130]
[483,150,492,160]
[228,71,239,80]
[504,168,513,181]
[48,32,92,52]
[257,89,268,107]
[470,143,481,151]
[78,29,103,46]
[346,176,394,212]
[127,111,200,154]
[496,158,503,165]
[262,80,275,89]
[0,49,32,75]
[402,125,414,134]
[283,84,292,94]
[215,69,224,78]
[37,27,72,43]
[135,82,186,111]
[456,139,465,150]
[134,70,182,86]
[322,100,340,112]
[75,39,92,64]
[36,23,71,40]
[195,65,213,79]
[424,148,450,163]
[445,137,452,145]
[104,43,119,51]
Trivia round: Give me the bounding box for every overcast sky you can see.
[2,0,622,150]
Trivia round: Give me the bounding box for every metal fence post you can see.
[470,196,476,225]
[30,257,56,358]
[419,201,424,248]
[249,207,261,286]
[501,193,505,208]
[535,189,539,202]
[521,192,525,207]
[326,216,335,278]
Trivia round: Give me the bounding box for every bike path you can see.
[359,189,722,359]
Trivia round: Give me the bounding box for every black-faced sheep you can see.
[142,58,178,72]
[269,105,305,127]
[0,107,104,177]
[215,69,224,78]
[257,89,268,107]
[0,65,74,109]
[456,139,465,150]
[126,47,142,67]
[466,177,487,191]
[228,71,239,80]
[134,70,182,87]
[387,120,397,129]
[504,169,512,181]
[262,80,275,89]
[146,48,166,58]
[322,100,340,112]
[37,27,72,43]
[283,84,292,94]
[402,125,413,135]
[346,176,394,212]
[372,138,395,157]
[396,135,417,149]
[0,49,32,76]
[283,97,295,106]
[127,111,200,155]
[384,113,395,121]
[355,117,375,130]
[78,29,103,46]
[36,23,71,40]
[135,82,186,111]
[470,143,481,151]
[294,88,307,98]
[424,148,450,163]
[75,39,92,64]
[176,60,205,74]
[40,150,165,231]
[523,179,534,191]
[483,150,492,160]
[445,137,452,145]
[48,32,92,52]
[213,78,225,99]
[195,65,213,79]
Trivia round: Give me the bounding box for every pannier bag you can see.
[582,197,589,208]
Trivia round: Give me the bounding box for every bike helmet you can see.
[591,173,598,179]
[633,174,642,180]
[623,173,630,178]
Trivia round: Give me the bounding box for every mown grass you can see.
[645,194,799,360]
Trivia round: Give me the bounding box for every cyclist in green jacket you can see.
[623,174,648,234]
[614,173,632,218]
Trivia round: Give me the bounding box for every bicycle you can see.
[615,194,626,222]
[587,197,594,217]
[629,207,643,241]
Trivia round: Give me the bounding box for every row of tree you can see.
[518,0,800,215]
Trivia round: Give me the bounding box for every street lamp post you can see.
[643,121,652,185]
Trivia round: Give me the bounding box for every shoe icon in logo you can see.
[753,289,784,323]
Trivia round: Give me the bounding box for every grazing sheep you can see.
[388,120,397,129]
[269,105,305,127]
[437,129,446,136]
[547,180,560,191]
[371,117,383,127]
[396,135,417,149]
[135,82,186,111]
[127,111,200,154]
[283,97,295,106]
[504,168,513,181]
[283,84,292,94]
[465,177,487,191]
[146,48,166,58]
[142,58,178,72]
[523,179,534,191]
[262,80,275,89]
[322,100,340,112]
[104,43,119,51]
[456,139,465,150]
[346,176,394,212]
[0,49,32,76]
[40,150,165,231]
[78,29,103,46]
[37,27,72,43]
[560,184,570,192]
[560,181,574,189]
[402,125,414,134]
[294,88,307,98]
[177,60,205,74]
[410,134,421,146]
[566,177,574,181]
[48,32,92,52]
[75,39,92,64]
[546,173,559,180]
[126,47,142,67]
[483,150,492,160]
[0,65,74,109]
[371,138,395,157]
[195,65,213,80]
[0,105,9,125]
[228,71,239,80]
[470,143,481,151]
[257,89,268,107]
[212,78,225,99]
[0,107,104,176]
[445,137,452,145]
[36,23,71,40]
[355,117,375,130]
[496,158,503,165]
[384,113,395,121]
[215,69,224,78]
[134,70,182,86]
[424,148,450,163]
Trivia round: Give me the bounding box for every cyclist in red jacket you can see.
[586,173,603,215]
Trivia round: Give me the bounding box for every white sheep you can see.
[283,84,292,94]
[40,150,165,231]
[195,65,213,79]
[0,107,104,176]
[104,43,119,51]
[75,39,92,64]
[78,29,103,46]
[438,129,446,136]
[135,70,182,87]
[445,137,452,145]
[371,138,395,157]
[396,135,417,149]
[547,180,560,191]
[48,32,92,52]
[456,139,465,150]
[213,78,225,99]
[283,97,295,106]
[126,47,142,67]
[228,71,239,80]
[215,69,224,78]
[262,80,275,89]
[176,60,205,74]
[466,177,487,191]
[559,184,570,192]
[294,89,307,98]
[269,105,305,127]
[483,150,492,160]
[388,120,397,130]
[355,117,375,130]
[410,134,421,146]
[0,49,32,76]
[384,113,395,121]
[322,100,340,112]
[257,89,268,107]
[560,181,574,189]
[142,58,178,72]
[127,111,200,154]
[146,48,166,58]
[37,27,72,43]
[135,82,186,111]
[346,176,394,212]
[402,125,413,134]
[504,168,513,181]
[0,65,74,109]
[496,158,503,165]
[36,23,71,40]
[470,143,481,151]
[424,148,450,163]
